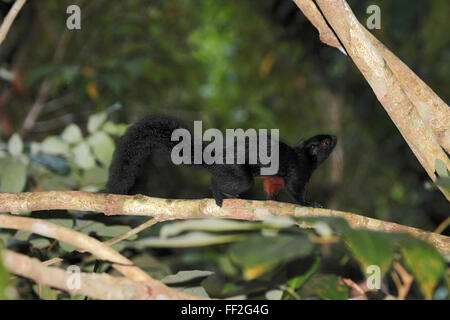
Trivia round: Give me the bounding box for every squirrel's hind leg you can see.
[210,166,254,207]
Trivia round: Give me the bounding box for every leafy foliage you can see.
[0,111,125,193]
[343,229,396,276]
[398,236,445,300]
[0,249,11,300]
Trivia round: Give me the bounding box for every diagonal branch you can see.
[0,213,197,299]
[0,0,27,45]
[292,0,450,200]
[2,250,155,300]
[0,215,130,265]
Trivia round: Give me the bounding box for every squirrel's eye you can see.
[322,140,329,147]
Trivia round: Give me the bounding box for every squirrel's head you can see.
[296,134,337,168]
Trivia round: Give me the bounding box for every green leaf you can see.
[134,232,245,248]
[59,241,78,252]
[0,161,27,192]
[87,112,108,133]
[61,124,83,144]
[436,177,450,189]
[81,166,109,186]
[228,234,314,280]
[301,274,349,300]
[27,65,58,86]
[47,219,73,228]
[265,289,283,300]
[0,250,10,299]
[102,121,129,136]
[0,233,12,247]
[398,236,445,299]
[296,216,350,234]
[32,284,58,300]
[82,223,131,237]
[260,212,296,228]
[69,293,87,300]
[74,220,134,239]
[160,219,261,238]
[87,131,115,166]
[40,136,70,156]
[435,159,449,177]
[39,175,77,191]
[13,230,31,241]
[162,270,214,284]
[182,286,210,298]
[30,154,71,175]
[287,256,321,289]
[30,238,51,249]
[344,230,395,276]
[60,65,80,84]
[8,133,23,156]
[72,141,96,169]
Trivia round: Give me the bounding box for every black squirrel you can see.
[106,115,337,207]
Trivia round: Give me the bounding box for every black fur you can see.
[106,115,337,207]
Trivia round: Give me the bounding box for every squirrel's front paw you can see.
[312,202,324,208]
[214,198,223,207]
[302,201,323,208]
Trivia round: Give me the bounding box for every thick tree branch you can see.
[0,0,27,45]
[0,215,130,265]
[0,213,197,299]
[292,0,450,200]
[2,250,155,300]
[0,191,448,255]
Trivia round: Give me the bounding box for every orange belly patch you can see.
[260,176,285,195]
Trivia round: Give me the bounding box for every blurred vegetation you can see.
[0,0,448,299]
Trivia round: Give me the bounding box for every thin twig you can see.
[342,278,366,297]
[75,218,160,254]
[392,262,414,300]
[434,217,450,235]
[105,218,160,247]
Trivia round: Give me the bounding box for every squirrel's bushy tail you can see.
[106,115,190,195]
